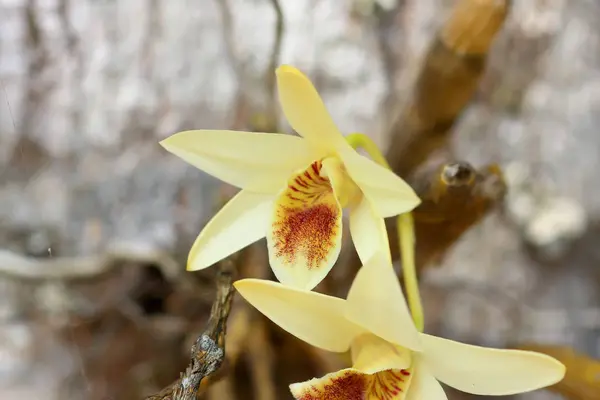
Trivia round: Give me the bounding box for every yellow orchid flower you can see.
[234,254,566,399]
[160,65,420,290]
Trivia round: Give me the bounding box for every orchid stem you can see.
[398,212,424,332]
[345,133,391,170]
[345,133,425,332]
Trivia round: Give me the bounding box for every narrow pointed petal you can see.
[234,279,364,352]
[160,130,316,193]
[405,360,448,400]
[351,333,411,374]
[289,368,413,400]
[349,197,392,266]
[345,254,422,351]
[276,65,351,155]
[420,334,566,395]
[341,149,420,218]
[188,190,272,271]
[267,160,343,290]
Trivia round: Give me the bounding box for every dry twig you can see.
[0,244,179,281]
[144,254,238,400]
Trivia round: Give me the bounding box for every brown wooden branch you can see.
[390,160,507,269]
[378,0,509,269]
[337,160,506,296]
[341,1,511,284]
[144,253,238,400]
[386,0,510,177]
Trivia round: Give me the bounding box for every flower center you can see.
[320,157,361,208]
[368,369,413,399]
[266,157,363,289]
[265,159,345,290]
[348,333,414,398]
[271,159,340,269]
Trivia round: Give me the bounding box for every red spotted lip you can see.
[271,160,342,270]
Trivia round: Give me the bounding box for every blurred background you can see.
[1,0,600,399]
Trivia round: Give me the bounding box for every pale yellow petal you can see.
[276,65,351,156]
[405,358,448,400]
[267,160,343,290]
[349,197,392,266]
[345,253,422,351]
[420,333,566,396]
[289,368,413,399]
[351,333,411,374]
[160,130,316,193]
[340,149,420,218]
[234,279,364,352]
[321,157,361,208]
[187,190,272,271]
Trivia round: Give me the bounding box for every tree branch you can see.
[390,160,507,269]
[144,253,238,400]
[341,1,510,278]
[386,0,510,264]
[386,0,510,177]
[0,245,179,281]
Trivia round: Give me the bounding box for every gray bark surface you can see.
[1,0,600,398]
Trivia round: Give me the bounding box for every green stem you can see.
[346,133,424,332]
[398,212,424,332]
[345,133,391,170]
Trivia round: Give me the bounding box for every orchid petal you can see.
[351,333,411,374]
[289,368,370,400]
[345,254,422,351]
[234,279,364,352]
[187,190,272,271]
[267,160,343,290]
[289,368,413,400]
[276,65,350,156]
[340,149,420,218]
[349,197,392,266]
[405,359,448,400]
[321,157,361,208]
[160,130,315,193]
[420,334,566,395]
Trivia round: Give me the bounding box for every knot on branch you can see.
[190,334,225,376]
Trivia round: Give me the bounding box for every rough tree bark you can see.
[2,0,600,399]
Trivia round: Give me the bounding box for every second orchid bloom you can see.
[235,254,566,399]
[160,65,420,290]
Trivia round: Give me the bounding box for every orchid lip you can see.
[271,159,341,269]
[289,367,414,400]
[267,159,344,290]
